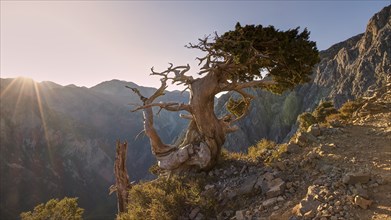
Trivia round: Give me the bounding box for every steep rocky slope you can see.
[180,80,391,220]
[0,78,188,219]
[217,5,390,150]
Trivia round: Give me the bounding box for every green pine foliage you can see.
[213,23,319,93]
[20,197,84,220]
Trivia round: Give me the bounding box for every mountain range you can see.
[0,5,389,220]
[0,78,189,219]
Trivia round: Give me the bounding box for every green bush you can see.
[312,101,338,123]
[339,99,363,119]
[20,197,84,220]
[298,112,317,131]
[118,176,216,220]
[324,99,363,124]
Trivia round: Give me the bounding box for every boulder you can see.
[265,178,286,199]
[342,172,371,184]
[236,174,259,195]
[293,185,321,216]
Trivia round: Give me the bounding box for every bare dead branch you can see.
[125,86,147,103]
[179,113,193,120]
[151,63,194,86]
[134,129,145,140]
[131,102,191,113]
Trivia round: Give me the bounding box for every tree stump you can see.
[110,140,132,214]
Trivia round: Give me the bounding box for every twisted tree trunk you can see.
[128,63,276,173]
[187,72,225,169]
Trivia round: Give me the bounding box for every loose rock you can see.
[262,197,278,208]
[354,195,372,209]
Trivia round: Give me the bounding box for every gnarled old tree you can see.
[129,23,319,173]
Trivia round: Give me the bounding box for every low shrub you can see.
[118,176,216,220]
[339,99,363,119]
[20,197,84,220]
[325,113,344,126]
[220,148,246,163]
[247,139,277,161]
[313,101,338,123]
[298,112,317,131]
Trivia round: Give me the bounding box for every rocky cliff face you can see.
[218,5,390,150]
[0,78,188,219]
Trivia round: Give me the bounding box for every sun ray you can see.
[12,78,31,122]
[33,81,55,167]
[0,78,20,99]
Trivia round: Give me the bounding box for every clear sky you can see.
[1,1,389,90]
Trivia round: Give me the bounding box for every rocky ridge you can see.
[185,81,391,220]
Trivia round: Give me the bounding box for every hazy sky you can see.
[1,1,389,89]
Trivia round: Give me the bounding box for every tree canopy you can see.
[187,22,319,93]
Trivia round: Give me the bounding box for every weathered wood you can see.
[127,25,318,173]
[110,140,132,214]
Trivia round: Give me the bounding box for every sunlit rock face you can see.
[217,5,390,150]
[0,78,188,219]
